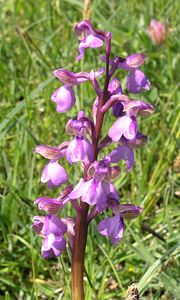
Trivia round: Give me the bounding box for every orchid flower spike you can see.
[33,20,154,286]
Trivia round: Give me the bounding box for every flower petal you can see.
[41,233,66,259]
[66,137,93,164]
[96,181,109,212]
[126,53,146,68]
[32,216,45,234]
[41,215,67,236]
[53,69,77,85]
[69,178,85,199]
[126,69,150,94]
[81,179,97,205]
[113,204,142,219]
[124,100,154,116]
[34,196,65,214]
[77,35,104,61]
[41,161,68,187]
[109,145,134,172]
[51,86,76,112]
[35,144,64,160]
[98,215,124,245]
[108,115,137,142]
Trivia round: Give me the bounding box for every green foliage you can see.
[0,0,179,299]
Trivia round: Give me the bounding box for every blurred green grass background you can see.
[0,0,180,299]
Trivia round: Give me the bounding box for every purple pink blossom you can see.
[147,19,166,45]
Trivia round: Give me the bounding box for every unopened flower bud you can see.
[78,111,85,119]
[106,32,112,56]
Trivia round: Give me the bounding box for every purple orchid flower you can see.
[109,115,137,142]
[126,69,150,94]
[41,215,67,259]
[108,99,154,142]
[69,158,120,212]
[41,214,67,237]
[66,137,93,164]
[98,215,124,245]
[98,203,142,245]
[41,160,68,188]
[108,78,123,96]
[69,178,118,212]
[35,144,68,188]
[51,68,104,113]
[33,215,67,259]
[118,53,146,70]
[34,184,73,214]
[123,100,154,116]
[66,112,93,164]
[120,131,148,148]
[74,20,106,61]
[54,68,104,86]
[118,53,150,93]
[61,217,75,248]
[41,233,66,259]
[101,53,150,94]
[35,196,65,214]
[106,132,148,172]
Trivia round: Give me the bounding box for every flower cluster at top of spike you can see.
[32,20,154,259]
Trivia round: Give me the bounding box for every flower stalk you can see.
[72,203,89,300]
[71,47,110,296]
